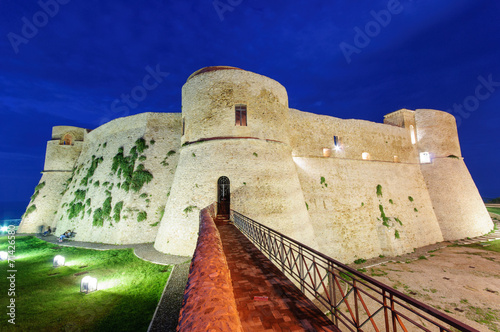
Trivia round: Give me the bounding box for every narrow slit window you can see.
[333,135,342,150]
[235,104,247,126]
[182,118,185,136]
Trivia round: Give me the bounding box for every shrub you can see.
[93,208,104,227]
[30,181,46,202]
[135,138,149,154]
[113,201,124,222]
[408,196,414,202]
[24,204,37,218]
[93,181,100,187]
[131,165,153,192]
[395,230,400,239]
[389,199,393,204]
[137,211,147,222]
[167,150,176,156]
[354,258,366,264]
[150,139,155,145]
[67,202,85,219]
[81,156,104,186]
[139,193,148,199]
[376,184,383,197]
[103,197,113,219]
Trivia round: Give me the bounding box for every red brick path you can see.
[217,218,340,332]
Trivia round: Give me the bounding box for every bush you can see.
[93,208,104,227]
[30,181,46,202]
[24,204,37,218]
[137,211,147,222]
[113,201,124,222]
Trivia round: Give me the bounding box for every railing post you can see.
[328,262,337,326]
[299,246,305,293]
[391,293,397,332]
[383,290,390,332]
[354,279,360,331]
[280,234,285,273]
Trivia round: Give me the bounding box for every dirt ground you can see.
[355,241,500,331]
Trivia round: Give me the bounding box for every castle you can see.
[19,66,493,262]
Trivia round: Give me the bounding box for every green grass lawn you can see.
[463,239,500,253]
[0,236,172,331]
[487,207,500,215]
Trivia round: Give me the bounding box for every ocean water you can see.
[0,201,27,227]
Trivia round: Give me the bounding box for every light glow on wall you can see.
[410,125,416,144]
[362,152,370,160]
[420,152,431,164]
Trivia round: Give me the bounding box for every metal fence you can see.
[231,210,478,332]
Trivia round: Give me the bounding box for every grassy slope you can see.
[0,236,171,331]
[463,239,500,253]
[487,207,500,215]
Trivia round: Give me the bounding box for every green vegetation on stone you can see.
[93,208,104,227]
[81,155,104,186]
[137,211,147,222]
[354,258,366,264]
[24,204,37,218]
[0,236,171,332]
[113,201,124,222]
[30,181,46,202]
[395,230,400,239]
[376,184,383,197]
[183,205,197,216]
[408,196,414,202]
[487,207,500,215]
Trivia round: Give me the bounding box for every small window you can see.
[182,118,185,136]
[235,104,247,126]
[60,134,73,146]
[362,152,370,160]
[410,125,416,145]
[333,135,342,150]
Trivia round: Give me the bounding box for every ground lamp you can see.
[1,226,7,232]
[53,255,65,267]
[0,251,7,261]
[80,276,98,294]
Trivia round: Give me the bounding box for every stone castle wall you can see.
[52,113,180,244]
[19,67,493,263]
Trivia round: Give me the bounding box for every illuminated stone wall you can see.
[19,67,492,263]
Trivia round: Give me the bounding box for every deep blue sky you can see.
[1,0,499,205]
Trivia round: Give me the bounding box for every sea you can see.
[0,201,27,227]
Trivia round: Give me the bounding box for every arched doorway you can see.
[217,176,230,217]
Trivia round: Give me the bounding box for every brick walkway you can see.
[217,219,339,332]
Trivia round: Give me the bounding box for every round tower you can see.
[154,67,316,256]
[181,66,290,144]
[415,109,493,240]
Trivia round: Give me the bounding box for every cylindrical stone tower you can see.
[154,66,317,256]
[415,109,493,240]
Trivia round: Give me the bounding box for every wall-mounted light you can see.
[362,152,370,160]
[53,255,65,267]
[419,152,431,164]
[323,148,331,157]
[0,251,8,261]
[1,226,8,232]
[80,276,98,294]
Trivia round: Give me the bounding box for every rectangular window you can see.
[235,104,247,126]
[333,135,342,150]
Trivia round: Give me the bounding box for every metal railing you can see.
[231,210,479,332]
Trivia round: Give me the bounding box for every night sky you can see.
[1,0,499,206]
